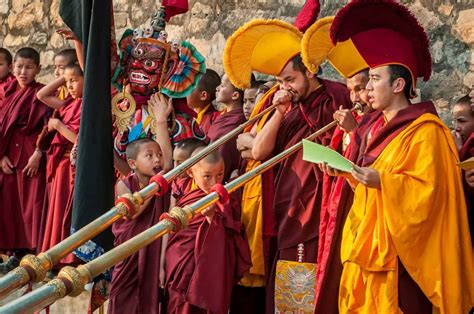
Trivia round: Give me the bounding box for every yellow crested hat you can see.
[302,16,369,78]
[223,19,303,89]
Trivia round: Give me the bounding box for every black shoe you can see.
[0,256,20,274]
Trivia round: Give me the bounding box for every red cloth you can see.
[40,98,82,264]
[265,80,351,313]
[199,106,219,135]
[171,176,192,202]
[207,108,246,181]
[0,80,50,250]
[0,73,15,106]
[162,0,189,21]
[165,188,251,314]
[108,174,170,314]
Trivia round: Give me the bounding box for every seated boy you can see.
[108,138,170,314]
[165,148,251,314]
[186,69,221,134]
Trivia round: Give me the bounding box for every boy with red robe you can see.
[0,48,14,106]
[207,74,247,181]
[108,138,170,314]
[52,48,78,100]
[186,69,221,134]
[36,62,83,265]
[0,48,51,272]
[165,149,251,314]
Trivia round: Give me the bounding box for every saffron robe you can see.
[40,98,82,263]
[339,109,474,313]
[165,188,251,314]
[207,108,246,181]
[108,174,171,314]
[0,80,50,250]
[314,110,382,314]
[196,103,219,135]
[266,80,351,313]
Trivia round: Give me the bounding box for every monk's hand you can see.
[272,90,292,115]
[56,28,77,41]
[48,118,61,132]
[201,205,216,223]
[466,169,474,188]
[149,93,173,123]
[236,133,252,152]
[1,156,14,175]
[351,165,381,188]
[451,130,463,152]
[23,151,41,177]
[318,162,339,177]
[334,105,358,133]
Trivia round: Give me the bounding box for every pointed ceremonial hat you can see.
[223,19,303,89]
[330,0,432,95]
[302,16,369,78]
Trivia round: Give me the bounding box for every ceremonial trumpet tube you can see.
[0,99,280,300]
[0,103,361,313]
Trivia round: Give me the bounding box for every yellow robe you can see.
[339,113,474,313]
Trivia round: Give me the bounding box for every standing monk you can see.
[223,19,351,312]
[0,48,51,272]
[329,1,474,312]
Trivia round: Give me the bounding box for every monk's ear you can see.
[186,168,194,178]
[391,77,406,94]
[127,159,137,170]
[200,91,209,102]
[305,69,315,80]
[231,90,240,101]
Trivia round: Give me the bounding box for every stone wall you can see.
[1,0,473,122]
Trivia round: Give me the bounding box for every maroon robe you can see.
[198,105,219,135]
[459,132,474,244]
[108,174,171,314]
[0,80,50,251]
[266,79,351,312]
[40,98,82,264]
[0,73,15,106]
[171,176,192,202]
[165,188,251,314]
[207,109,246,181]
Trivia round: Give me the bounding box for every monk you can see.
[329,2,474,312]
[108,138,170,314]
[36,62,83,265]
[52,49,78,100]
[207,74,248,181]
[165,149,251,314]
[186,69,221,134]
[0,47,51,272]
[251,54,351,311]
[0,48,14,106]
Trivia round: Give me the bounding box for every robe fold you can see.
[0,80,50,251]
[108,174,171,314]
[0,73,15,106]
[266,79,351,313]
[165,188,251,314]
[196,104,219,134]
[207,108,246,181]
[339,104,474,313]
[40,98,82,264]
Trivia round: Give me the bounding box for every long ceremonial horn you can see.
[0,98,281,300]
[0,103,362,312]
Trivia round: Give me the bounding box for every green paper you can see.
[302,139,353,172]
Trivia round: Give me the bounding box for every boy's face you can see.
[189,159,224,193]
[216,74,237,104]
[64,68,83,99]
[243,88,257,119]
[128,141,163,178]
[54,55,69,78]
[453,104,474,142]
[0,54,11,80]
[173,147,190,178]
[13,57,40,88]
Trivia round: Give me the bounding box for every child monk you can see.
[0,48,14,105]
[242,80,266,120]
[0,47,51,272]
[108,138,170,314]
[186,69,221,134]
[165,148,251,314]
[207,74,248,181]
[36,62,83,264]
[52,49,78,100]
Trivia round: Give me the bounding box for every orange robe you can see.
[339,112,474,313]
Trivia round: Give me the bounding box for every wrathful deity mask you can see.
[128,38,171,95]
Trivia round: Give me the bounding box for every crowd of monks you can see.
[0,0,473,313]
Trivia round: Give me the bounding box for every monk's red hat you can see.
[330,0,431,97]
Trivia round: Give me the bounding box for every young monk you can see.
[186,69,221,134]
[108,138,170,314]
[165,149,251,314]
[0,47,51,272]
[36,62,83,264]
[0,48,14,105]
[53,49,78,99]
[207,74,247,181]
[243,80,265,120]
